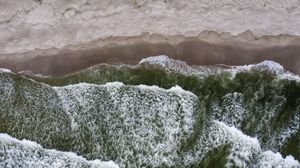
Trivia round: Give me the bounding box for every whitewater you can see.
[0,55,299,167]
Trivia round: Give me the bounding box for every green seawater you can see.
[0,56,299,167]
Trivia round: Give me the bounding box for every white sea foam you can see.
[139,55,171,65]
[182,120,260,167]
[211,92,246,128]
[213,121,261,167]
[256,60,284,73]
[275,110,300,149]
[231,60,285,74]
[141,55,300,81]
[56,80,194,96]
[137,84,163,90]
[0,133,42,149]
[0,133,119,168]
[255,151,300,168]
[0,68,12,73]
[53,81,199,167]
[168,85,191,94]
[139,55,194,72]
[103,81,124,88]
[187,120,300,167]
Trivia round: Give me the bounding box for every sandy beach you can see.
[1,32,300,76]
[1,0,300,76]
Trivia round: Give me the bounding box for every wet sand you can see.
[1,33,300,76]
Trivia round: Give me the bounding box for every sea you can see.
[0,55,299,168]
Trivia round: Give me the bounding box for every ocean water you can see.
[0,55,300,167]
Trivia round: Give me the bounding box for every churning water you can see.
[0,56,300,167]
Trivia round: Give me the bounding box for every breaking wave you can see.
[1,55,300,167]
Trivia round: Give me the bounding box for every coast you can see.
[1,32,300,76]
[1,0,300,75]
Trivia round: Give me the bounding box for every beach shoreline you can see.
[1,32,300,76]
